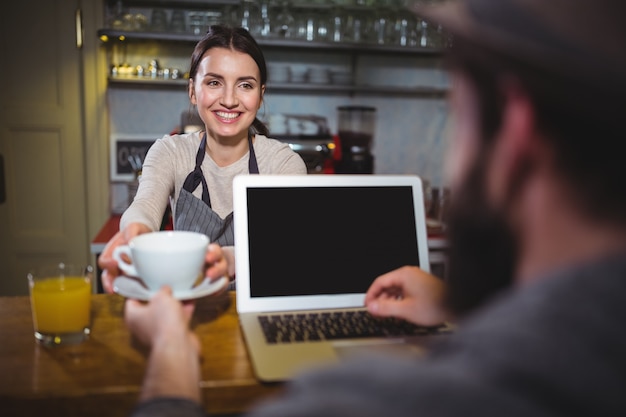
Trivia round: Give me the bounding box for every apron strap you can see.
[181,133,211,207]
[248,135,259,174]
[181,133,259,209]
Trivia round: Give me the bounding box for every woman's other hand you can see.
[205,244,235,283]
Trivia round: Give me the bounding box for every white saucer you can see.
[113,276,229,301]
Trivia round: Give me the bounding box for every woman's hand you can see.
[364,266,449,326]
[98,222,152,293]
[204,244,235,283]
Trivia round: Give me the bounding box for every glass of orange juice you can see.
[27,263,93,346]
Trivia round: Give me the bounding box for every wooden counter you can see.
[0,292,282,416]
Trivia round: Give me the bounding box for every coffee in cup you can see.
[112,231,209,292]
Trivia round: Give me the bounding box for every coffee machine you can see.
[270,114,336,174]
[334,106,376,174]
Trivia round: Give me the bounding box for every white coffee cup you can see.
[112,231,209,292]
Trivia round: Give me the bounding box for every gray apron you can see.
[174,133,259,246]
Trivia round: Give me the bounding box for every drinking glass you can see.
[27,263,93,346]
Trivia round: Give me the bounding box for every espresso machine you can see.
[270,113,335,174]
[334,106,377,174]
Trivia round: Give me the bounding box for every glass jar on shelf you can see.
[238,0,263,38]
[329,6,346,42]
[315,9,331,42]
[259,0,273,38]
[294,9,317,41]
[392,5,419,46]
[372,6,394,45]
[343,9,373,43]
[272,1,296,38]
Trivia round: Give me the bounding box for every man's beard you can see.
[443,154,518,317]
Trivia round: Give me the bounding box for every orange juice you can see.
[30,277,91,333]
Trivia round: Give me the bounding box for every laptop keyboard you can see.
[258,310,450,344]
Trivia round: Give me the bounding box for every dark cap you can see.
[411,0,626,93]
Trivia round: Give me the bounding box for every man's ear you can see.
[486,79,540,208]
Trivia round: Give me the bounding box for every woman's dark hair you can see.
[189,25,269,137]
[446,37,626,227]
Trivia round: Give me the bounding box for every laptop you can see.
[233,174,447,382]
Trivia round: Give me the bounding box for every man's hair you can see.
[446,37,626,227]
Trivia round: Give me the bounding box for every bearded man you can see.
[126,1,626,416]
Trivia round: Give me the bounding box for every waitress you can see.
[98,26,307,293]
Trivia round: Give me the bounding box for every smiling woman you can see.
[97,25,307,295]
[189,47,265,151]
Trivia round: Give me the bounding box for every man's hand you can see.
[125,286,201,402]
[365,266,449,326]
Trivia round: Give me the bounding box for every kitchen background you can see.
[104,0,452,213]
[0,0,452,295]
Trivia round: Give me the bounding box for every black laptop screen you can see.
[246,186,421,298]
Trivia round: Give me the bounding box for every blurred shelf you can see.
[108,75,188,87]
[107,76,448,97]
[97,29,445,56]
[104,0,239,7]
[268,82,448,97]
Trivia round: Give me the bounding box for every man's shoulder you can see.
[457,253,626,339]
[436,253,626,399]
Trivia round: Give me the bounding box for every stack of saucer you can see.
[309,66,330,84]
[268,64,290,83]
[330,70,352,85]
[290,65,309,83]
